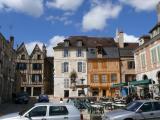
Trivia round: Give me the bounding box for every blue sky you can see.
[0,0,159,56]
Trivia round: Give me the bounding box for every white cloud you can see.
[25,41,44,55]
[25,35,66,56]
[47,35,66,56]
[0,0,44,17]
[123,33,139,43]
[82,2,122,31]
[46,0,84,11]
[120,0,160,11]
[46,15,72,25]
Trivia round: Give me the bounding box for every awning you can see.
[111,82,128,88]
[129,79,152,86]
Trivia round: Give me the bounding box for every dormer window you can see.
[77,40,82,47]
[63,48,69,57]
[64,40,69,47]
[21,54,25,60]
[97,46,103,55]
[37,54,41,60]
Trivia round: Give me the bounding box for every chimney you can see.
[116,31,124,48]
[10,36,14,47]
[157,2,160,23]
[42,44,47,57]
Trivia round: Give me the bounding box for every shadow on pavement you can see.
[0,97,36,116]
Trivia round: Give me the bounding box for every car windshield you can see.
[19,105,33,116]
[124,101,143,112]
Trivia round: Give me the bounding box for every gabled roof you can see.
[30,44,43,58]
[16,42,29,56]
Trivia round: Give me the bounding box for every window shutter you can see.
[157,46,160,62]
[83,62,86,73]
[61,63,64,73]
[62,50,64,57]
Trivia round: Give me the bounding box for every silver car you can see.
[102,100,160,120]
[0,103,82,120]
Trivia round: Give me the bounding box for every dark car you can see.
[14,92,29,104]
[37,94,49,102]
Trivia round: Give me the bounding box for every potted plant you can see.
[70,70,77,91]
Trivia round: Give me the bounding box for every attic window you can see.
[37,55,41,60]
[64,40,69,47]
[21,54,25,60]
[77,40,82,47]
[90,49,96,54]
[97,46,103,54]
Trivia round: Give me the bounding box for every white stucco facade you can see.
[54,48,88,97]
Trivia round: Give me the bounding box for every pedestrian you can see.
[60,98,63,103]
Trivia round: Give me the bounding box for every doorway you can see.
[64,90,69,98]
[102,90,106,97]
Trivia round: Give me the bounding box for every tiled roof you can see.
[53,36,116,49]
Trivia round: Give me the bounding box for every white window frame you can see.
[140,52,146,68]
[93,74,98,83]
[101,74,107,83]
[150,46,157,64]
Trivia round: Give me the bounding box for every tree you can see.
[70,70,77,91]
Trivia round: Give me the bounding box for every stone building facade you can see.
[134,2,160,98]
[54,36,88,97]
[16,43,53,96]
[115,31,138,96]
[0,33,15,103]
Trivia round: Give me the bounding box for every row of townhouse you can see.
[0,33,16,103]
[15,43,54,96]
[53,34,138,98]
[134,3,160,98]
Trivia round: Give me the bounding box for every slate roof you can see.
[53,36,117,49]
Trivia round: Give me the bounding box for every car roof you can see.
[135,99,159,103]
[34,102,72,106]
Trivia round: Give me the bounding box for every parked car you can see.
[37,94,49,103]
[14,92,29,104]
[102,100,160,120]
[0,103,83,120]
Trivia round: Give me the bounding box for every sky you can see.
[0,0,159,56]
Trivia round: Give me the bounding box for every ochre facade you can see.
[88,59,120,97]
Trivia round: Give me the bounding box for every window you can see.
[78,62,82,72]
[111,73,117,81]
[21,54,25,60]
[28,106,47,117]
[64,79,69,88]
[62,62,69,73]
[140,102,152,112]
[101,74,107,83]
[77,48,83,57]
[153,102,160,111]
[16,63,27,70]
[22,74,27,82]
[32,74,42,83]
[32,63,42,70]
[63,48,69,57]
[157,46,160,62]
[140,53,146,67]
[64,41,69,47]
[37,55,41,60]
[128,61,135,69]
[77,40,82,47]
[49,106,68,116]
[93,75,98,83]
[151,48,157,64]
